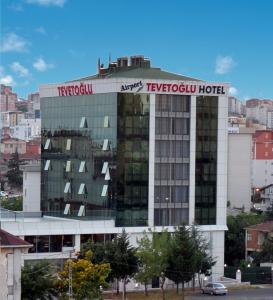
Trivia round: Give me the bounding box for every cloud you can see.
[26,0,66,7]
[33,57,54,71]
[11,62,29,77]
[0,66,4,77]
[0,33,29,53]
[215,55,236,74]
[0,75,15,86]
[229,86,238,96]
[35,26,47,35]
[8,3,24,11]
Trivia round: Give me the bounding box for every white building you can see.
[227,128,254,212]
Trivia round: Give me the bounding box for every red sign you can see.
[57,83,93,97]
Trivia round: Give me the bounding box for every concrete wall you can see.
[23,168,41,213]
[228,133,252,211]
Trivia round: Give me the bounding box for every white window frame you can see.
[44,139,50,150]
[64,182,71,193]
[105,168,111,180]
[64,204,70,215]
[78,183,86,195]
[101,162,108,174]
[66,139,72,150]
[102,139,109,151]
[80,117,87,128]
[44,160,51,171]
[78,205,85,217]
[103,116,109,128]
[79,161,86,173]
[66,161,71,172]
[101,185,108,197]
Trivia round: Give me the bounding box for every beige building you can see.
[0,138,26,154]
[227,128,255,212]
[0,229,31,300]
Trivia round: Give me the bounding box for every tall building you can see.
[252,130,273,188]
[0,84,17,112]
[37,55,229,278]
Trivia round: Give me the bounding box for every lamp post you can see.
[165,197,169,225]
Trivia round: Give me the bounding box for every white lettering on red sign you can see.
[57,83,93,97]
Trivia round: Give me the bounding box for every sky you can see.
[0,0,273,100]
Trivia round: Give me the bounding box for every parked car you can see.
[201,283,228,295]
[0,191,8,197]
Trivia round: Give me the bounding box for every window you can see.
[104,116,109,128]
[64,182,71,193]
[101,162,108,174]
[80,117,87,128]
[44,160,51,171]
[78,205,85,217]
[102,139,109,151]
[66,139,71,150]
[66,161,71,172]
[78,183,86,195]
[105,168,111,180]
[247,233,252,241]
[101,185,108,196]
[79,161,86,173]
[64,204,70,215]
[44,139,50,150]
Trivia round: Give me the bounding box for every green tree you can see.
[165,225,196,300]
[58,251,110,300]
[107,229,138,299]
[225,213,266,266]
[253,237,273,264]
[6,151,23,187]
[21,261,58,300]
[135,229,169,298]
[1,196,23,211]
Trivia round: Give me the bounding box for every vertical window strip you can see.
[105,168,111,180]
[79,161,86,173]
[102,139,109,151]
[66,139,71,150]
[104,116,109,128]
[80,117,87,128]
[78,183,86,195]
[64,204,70,215]
[44,139,50,150]
[101,162,108,174]
[44,160,50,171]
[78,205,85,217]
[66,161,71,172]
[101,185,108,196]
[64,182,71,193]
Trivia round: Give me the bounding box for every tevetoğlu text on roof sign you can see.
[57,83,93,96]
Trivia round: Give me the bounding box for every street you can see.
[188,286,273,300]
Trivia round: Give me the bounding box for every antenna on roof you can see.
[97,57,101,74]
[108,53,111,65]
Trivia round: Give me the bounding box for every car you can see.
[201,283,228,295]
[0,191,8,197]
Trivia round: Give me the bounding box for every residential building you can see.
[2,55,229,280]
[0,85,17,112]
[28,92,40,118]
[0,138,26,155]
[245,221,273,259]
[228,96,245,116]
[252,130,273,188]
[252,184,273,212]
[246,99,273,126]
[227,128,254,212]
[0,229,31,300]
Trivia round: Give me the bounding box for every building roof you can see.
[245,221,273,232]
[70,67,201,82]
[0,228,32,248]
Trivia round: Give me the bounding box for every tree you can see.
[135,229,169,298]
[58,251,110,300]
[165,225,196,300]
[265,203,273,220]
[225,213,266,266]
[21,261,58,300]
[1,196,23,211]
[6,151,23,187]
[106,229,138,299]
[253,237,273,264]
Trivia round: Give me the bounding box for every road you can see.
[188,286,273,300]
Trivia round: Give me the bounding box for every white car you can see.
[0,191,8,197]
[201,283,228,295]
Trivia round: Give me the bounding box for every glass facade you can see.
[41,93,117,219]
[195,96,218,225]
[154,94,190,226]
[116,93,150,226]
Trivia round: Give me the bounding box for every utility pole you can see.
[68,250,73,299]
